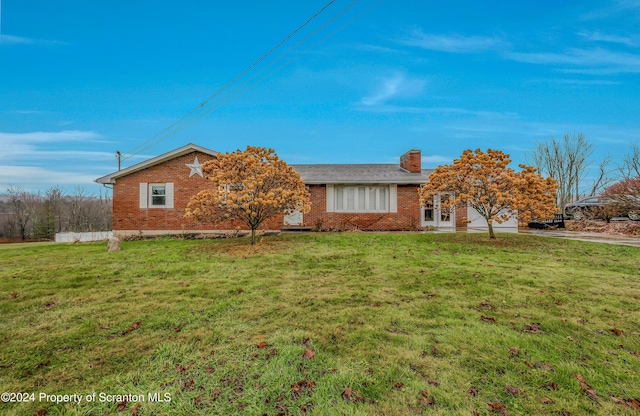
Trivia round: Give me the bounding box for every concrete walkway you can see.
[519,229,640,247]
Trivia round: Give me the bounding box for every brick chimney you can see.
[400,149,421,173]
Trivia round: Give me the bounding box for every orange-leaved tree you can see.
[602,176,640,220]
[419,148,557,238]
[185,146,310,245]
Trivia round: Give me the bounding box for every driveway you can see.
[520,228,640,247]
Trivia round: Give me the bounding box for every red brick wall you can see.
[113,152,426,232]
[112,151,282,232]
[456,203,468,228]
[303,185,422,231]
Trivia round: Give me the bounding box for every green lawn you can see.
[1,233,639,415]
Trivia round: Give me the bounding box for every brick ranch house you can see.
[95,143,515,237]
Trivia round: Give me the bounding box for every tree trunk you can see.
[251,227,256,245]
[487,220,496,239]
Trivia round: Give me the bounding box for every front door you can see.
[421,193,455,229]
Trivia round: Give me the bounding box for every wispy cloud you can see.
[351,43,402,54]
[0,130,103,143]
[579,31,638,47]
[506,47,640,74]
[0,165,102,190]
[527,78,620,86]
[0,34,66,46]
[581,0,640,20]
[0,130,117,190]
[360,74,425,106]
[399,29,506,53]
[421,155,453,166]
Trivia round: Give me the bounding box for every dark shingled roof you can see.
[291,164,433,184]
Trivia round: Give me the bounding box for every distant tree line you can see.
[0,186,112,240]
[527,134,640,209]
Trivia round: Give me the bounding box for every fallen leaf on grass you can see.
[481,315,497,323]
[189,395,201,408]
[507,347,519,356]
[175,364,191,374]
[425,291,436,299]
[534,362,553,371]
[540,397,554,404]
[302,349,314,360]
[256,341,269,348]
[574,373,599,402]
[265,349,278,360]
[9,292,18,299]
[122,320,142,335]
[299,402,314,414]
[524,323,543,333]
[612,397,640,409]
[488,402,508,415]
[469,386,478,397]
[505,384,525,397]
[479,301,496,311]
[301,336,310,346]
[427,378,440,386]
[393,382,404,390]
[341,387,364,403]
[35,359,50,369]
[34,410,47,416]
[611,328,624,336]
[291,380,315,399]
[418,390,435,407]
[211,389,222,401]
[341,387,352,401]
[115,400,127,411]
[541,381,559,390]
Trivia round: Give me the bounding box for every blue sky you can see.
[1,0,639,194]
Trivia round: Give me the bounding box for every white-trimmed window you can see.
[150,184,166,206]
[328,185,397,213]
[139,182,174,209]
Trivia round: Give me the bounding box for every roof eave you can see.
[94,143,217,184]
[303,179,429,185]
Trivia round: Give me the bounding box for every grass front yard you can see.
[1,233,639,415]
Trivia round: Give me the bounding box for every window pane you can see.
[369,188,376,210]
[424,206,434,221]
[346,187,355,210]
[379,187,387,210]
[151,185,166,206]
[357,187,365,210]
[335,187,343,210]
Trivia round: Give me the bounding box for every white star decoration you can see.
[186,156,204,178]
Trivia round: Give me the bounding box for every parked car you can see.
[564,196,640,220]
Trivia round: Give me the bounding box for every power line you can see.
[122,0,337,160]
[125,0,382,158]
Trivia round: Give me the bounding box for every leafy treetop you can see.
[420,148,557,238]
[185,146,310,244]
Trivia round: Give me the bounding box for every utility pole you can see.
[116,151,121,171]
